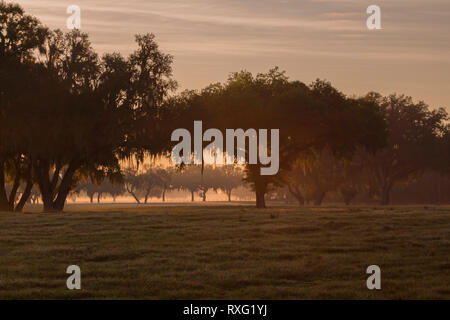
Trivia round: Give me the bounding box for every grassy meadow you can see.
[0,204,449,299]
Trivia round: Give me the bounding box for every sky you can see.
[12,0,450,109]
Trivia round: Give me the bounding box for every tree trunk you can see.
[255,188,266,209]
[130,191,141,204]
[52,163,77,212]
[144,187,153,204]
[43,200,55,212]
[0,160,13,211]
[133,194,141,204]
[191,190,195,202]
[36,160,78,212]
[162,189,166,202]
[8,173,20,208]
[126,185,141,204]
[97,193,101,203]
[380,179,395,206]
[288,185,304,206]
[437,173,442,205]
[15,178,34,212]
[227,190,232,202]
[314,191,326,206]
[35,160,55,212]
[381,185,391,205]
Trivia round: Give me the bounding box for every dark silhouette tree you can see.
[172,69,387,208]
[1,3,177,213]
[2,25,176,212]
[362,93,447,205]
[0,2,47,211]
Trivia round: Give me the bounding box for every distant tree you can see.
[76,181,98,203]
[266,186,295,203]
[124,169,143,204]
[106,182,125,202]
[140,167,165,204]
[198,167,218,202]
[215,166,244,202]
[75,177,124,203]
[124,167,166,204]
[172,165,208,202]
[156,168,172,202]
[29,187,41,204]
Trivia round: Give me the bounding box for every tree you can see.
[287,147,371,206]
[215,166,244,202]
[124,169,143,204]
[28,186,41,204]
[0,2,47,211]
[287,147,342,206]
[106,181,126,202]
[155,167,172,202]
[75,179,124,203]
[362,93,447,205]
[172,69,386,208]
[1,4,177,212]
[172,165,209,202]
[338,156,366,206]
[124,166,166,204]
[140,167,165,204]
[197,166,217,202]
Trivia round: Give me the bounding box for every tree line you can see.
[1,3,449,212]
[72,165,244,204]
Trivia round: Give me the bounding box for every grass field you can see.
[0,204,449,299]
